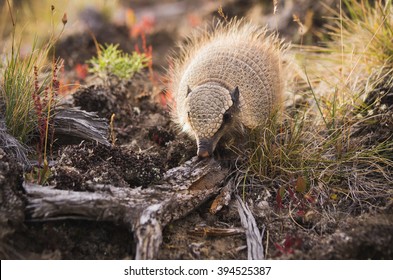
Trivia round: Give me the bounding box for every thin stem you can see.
[6,0,15,26]
[6,0,15,55]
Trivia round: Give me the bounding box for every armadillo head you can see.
[185,84,239,158]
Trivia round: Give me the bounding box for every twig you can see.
[188,226,244,237]
[210,178,236,214]
[236,195,264,260]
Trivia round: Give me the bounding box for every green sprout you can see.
[87,44,150,83]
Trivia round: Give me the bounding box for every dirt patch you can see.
[304,214,393,259]
[51,143,165,190]
[10,221,134,260]
[0,149,25,259]
[158,200,248,259]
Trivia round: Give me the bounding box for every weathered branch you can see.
[24,157,228,259]
[210,178,236,214]
[54,107,110,146]
[0,120,30,168]
[236,195,264,260]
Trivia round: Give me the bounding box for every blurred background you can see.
[0,0,339,72]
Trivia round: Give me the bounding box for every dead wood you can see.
[0,120,30,168]
[24,157,228,259]
[53,107,110,146]
[210,178,236,214]
[236,195,265,260]
[0,105,109,168]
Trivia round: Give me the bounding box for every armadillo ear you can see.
[231,86,239,104]
[186,85,192,97]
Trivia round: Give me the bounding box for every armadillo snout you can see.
[197,139,214,158]
[197,149,210,158]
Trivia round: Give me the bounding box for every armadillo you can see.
[170,19,284,157]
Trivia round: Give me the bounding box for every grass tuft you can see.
[2,38,48,144]
[0,1,66,183]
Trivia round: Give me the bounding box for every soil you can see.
[1,0,392,260]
